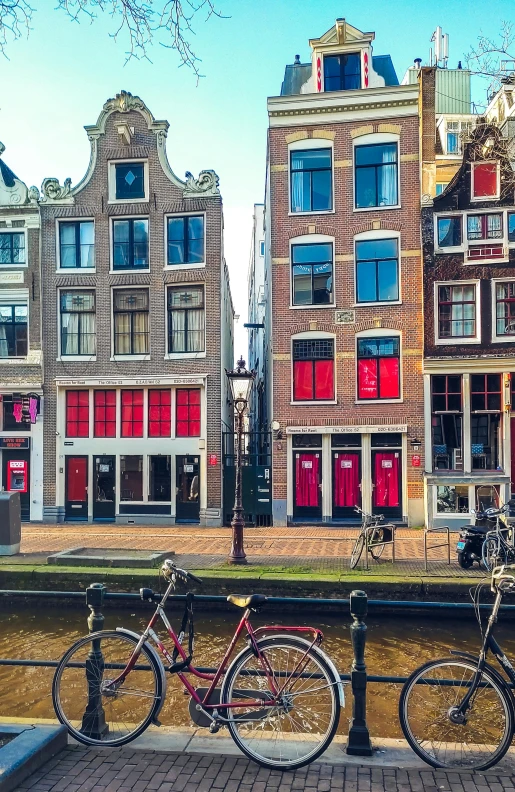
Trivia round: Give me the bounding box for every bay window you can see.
[291,242,333,305]
[60,291,96,356]
[431,375,463,471]
[436,485,469,513]
[290,149,332,213]
[357,336,400,400]
[292,338,334,401]
[354,143,398,209]
[355,238,399,303]
[437,284,477,339]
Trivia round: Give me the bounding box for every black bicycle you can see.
[399,564,515,771]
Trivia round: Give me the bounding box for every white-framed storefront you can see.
[0,385,44,522]
[54,375,209,524]
[284,424,421,525]
[424,360,515,529]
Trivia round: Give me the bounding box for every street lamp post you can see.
[225,357,255,565]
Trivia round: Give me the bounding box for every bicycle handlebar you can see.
[162,559,203,586]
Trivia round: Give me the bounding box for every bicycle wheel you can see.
[221,636,340,770]
[399,657,514,770]
[369,527,386,560]
[53,630,163,747]
[350,532,365,569]
[482,535,502,571]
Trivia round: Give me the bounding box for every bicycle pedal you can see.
[151,717,162,727]
[209,722,220,734]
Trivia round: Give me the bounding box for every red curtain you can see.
[373,452,400,507]
[333,453,360,507]
[358,359,378,399]
[379,357,400,398]
[295,453,319,507]
[315,359,334,400]
[293,361,313,400]
[473,163,498,198]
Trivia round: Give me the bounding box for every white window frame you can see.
[355,327,403,405]
[289,233,335,310]
[109,215,150,273]
[433,483,472,518]
[470,160,500,202]
[491,277,515,343]
[353,229,402,306]
[57,286,97,362]
[0,288,29,360]
[164,283,206,360]
[435,209,509,265]
[55,218,95,272]
[290,330,337,405]
[108,159,149,204]
[434,280,481,346]
[0,228,27,268]
[288,138,335,217]
[164,211,206,270]
[353,132,401,213]
[110,286,151,361]
[434,211,465,253]
[322,50,363,92]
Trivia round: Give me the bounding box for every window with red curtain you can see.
[148,390,171,437]
[292,339,334,401]
[176,389,201,436]
[121,390,144,437]
[66,390,89,437]
[472,162,498,198]
[357,337,400,400]
[94,390,116,437]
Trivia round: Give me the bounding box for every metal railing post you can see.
[346,589,373,756]
[81,583,108,740]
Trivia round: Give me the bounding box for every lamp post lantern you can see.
[225,357,255,564]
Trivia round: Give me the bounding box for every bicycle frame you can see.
[110,578,324,718]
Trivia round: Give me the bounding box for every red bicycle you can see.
[53,559,343,770]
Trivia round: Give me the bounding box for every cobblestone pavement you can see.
[15,747,515,792]
[18,524,457,562]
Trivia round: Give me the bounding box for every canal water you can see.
[1,602,514,739]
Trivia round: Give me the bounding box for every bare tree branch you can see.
[465,21,515,93]
[0,0,226,74]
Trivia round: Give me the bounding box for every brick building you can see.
[0,144,43,521]
[263,19,425,526]
[39,91,234,525]
[422,114,515,529]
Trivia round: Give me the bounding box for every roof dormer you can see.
[310,18,386,93]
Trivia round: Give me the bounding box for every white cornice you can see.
[424,356,515,374]
[268,84,418,127]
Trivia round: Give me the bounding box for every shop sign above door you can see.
[286,425,407,435]
[0,437,30,449]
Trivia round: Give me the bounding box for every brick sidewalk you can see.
[15,746,515,792]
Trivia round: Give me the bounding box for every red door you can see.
[65,456,88,520]
[372,451,402,518]
[332,452,361,518]
[293,452,322,520]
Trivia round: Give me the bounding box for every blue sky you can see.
[0,0,510,355]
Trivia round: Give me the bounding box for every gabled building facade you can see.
[265,19,425,527]
[422,120,515,527]
[0,145,44,521]
[39,91,233,525]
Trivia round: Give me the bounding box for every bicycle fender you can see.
[256,634,345,707]
[450,650,515,707]
[115,627,167,721]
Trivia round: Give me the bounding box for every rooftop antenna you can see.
[431,26,449,68]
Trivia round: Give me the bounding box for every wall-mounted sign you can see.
[0,272,24,284]
[382,460,393,469]
[184,464,194,473]
[0,437,30,449]
[412,454,421,467]
[57,376,206,387]
[287,425,407,435]
[208,454,218,466]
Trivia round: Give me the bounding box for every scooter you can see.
[456,502,513,569]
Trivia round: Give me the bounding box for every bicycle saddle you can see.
[227,594,267,609]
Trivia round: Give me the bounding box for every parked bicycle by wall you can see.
[399,563,515,771]
[349,507,395,570]
[52,559,344,770]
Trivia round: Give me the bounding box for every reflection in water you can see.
[0,604,510,739]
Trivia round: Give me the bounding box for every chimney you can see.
[294,54,301,66]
